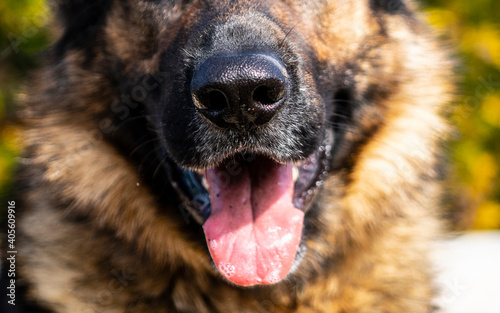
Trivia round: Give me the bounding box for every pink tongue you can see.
[203,158,304,286]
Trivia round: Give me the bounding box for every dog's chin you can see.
[164,128,334,286]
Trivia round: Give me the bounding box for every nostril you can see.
[252,85,285,106]
[192,89,229,111]
[252,86,273,105]
[206,90,228,111]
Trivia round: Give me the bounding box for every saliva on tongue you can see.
[202,156,304,286]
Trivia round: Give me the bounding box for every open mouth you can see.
[166,130,333,286]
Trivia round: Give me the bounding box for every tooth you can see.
[292,166,299,183]
[202,176,209,190]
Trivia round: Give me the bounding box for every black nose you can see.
[191,53,288,130]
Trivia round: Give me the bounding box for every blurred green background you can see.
[0,0,50,199]
[0,0,499,230]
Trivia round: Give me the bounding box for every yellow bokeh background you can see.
[426,0,500,229]
[1,1,499,230]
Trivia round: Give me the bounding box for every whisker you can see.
[170,42,197,60]
[279,22,301,48]
[109,114,160,134]
[160,46,191,60]
[153,154,169,181]
[137,145,164,174]
[129,137,162,156]
[329,112,356,124]
[325,121,381,142]
[325,120,352,132]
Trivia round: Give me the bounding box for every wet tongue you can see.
[203,158,304,286]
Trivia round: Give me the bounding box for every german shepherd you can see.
[3,0,453,312]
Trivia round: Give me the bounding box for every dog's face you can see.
[58,0,409,287]
[152,1,339,286]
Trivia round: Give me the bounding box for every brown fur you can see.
[10,0,453,312]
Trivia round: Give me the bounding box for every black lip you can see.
[166,128,334,224]
[293,128,334,210]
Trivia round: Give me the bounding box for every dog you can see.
[3,0,453,312]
